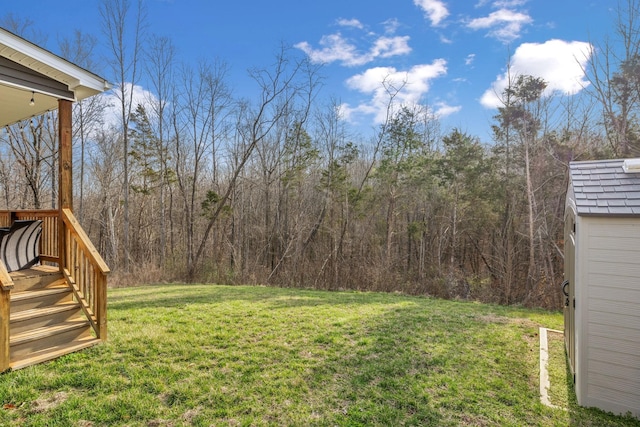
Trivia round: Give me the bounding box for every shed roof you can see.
[570,159,640,216]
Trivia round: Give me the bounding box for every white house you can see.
[564,158,640,418]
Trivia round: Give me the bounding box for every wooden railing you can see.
[61,208,110,340]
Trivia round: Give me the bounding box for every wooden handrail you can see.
[0,259,14,291]
[61,209,110,274]
[61,208,109,340]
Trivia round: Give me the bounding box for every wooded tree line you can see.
[2,1,640,309]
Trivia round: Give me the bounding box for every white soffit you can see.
[0,27,110,126]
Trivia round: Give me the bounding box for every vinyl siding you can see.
[581,217,640,417]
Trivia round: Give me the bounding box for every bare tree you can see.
[59,30,106,222]
[88,129,124,267]
[100,0,147,271]
[191,47,316,280]
[587,0,640,156]
[145,35,176,265]
[171,59,233,273]
[0,14,46,45]
[3,117,57,209]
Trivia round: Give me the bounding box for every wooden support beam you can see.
[58,99,73,210]
[97,273,107,340]
[58,99,73,275]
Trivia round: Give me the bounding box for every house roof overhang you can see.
[0,27,110,127]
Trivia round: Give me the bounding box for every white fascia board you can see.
[0,28,110,96]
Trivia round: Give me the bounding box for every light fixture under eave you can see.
[29,91,35,107]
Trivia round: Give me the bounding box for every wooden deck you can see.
[0,210,109,372]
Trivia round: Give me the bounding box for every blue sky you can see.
[5,0,614,141]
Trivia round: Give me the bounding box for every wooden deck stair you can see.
[8,265,100,371]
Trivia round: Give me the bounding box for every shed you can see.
[564,158,640,418]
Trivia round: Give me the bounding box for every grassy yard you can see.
[1,284,639,426]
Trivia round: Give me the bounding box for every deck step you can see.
[10,266,64,292]
[11,286,70,302]
[10,286,72,313]
[9,336,100,371]
[10,301,82,334]
[10,320,93,360]
[10,300,79,322]
[5,264,102,372]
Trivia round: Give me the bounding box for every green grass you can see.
[1,284,639,426]
[547,330,569,408]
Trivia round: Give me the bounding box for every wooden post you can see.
[58,99,72,273]
[59,99,73,210]
[97,274,107,340]
[0,288,9,372]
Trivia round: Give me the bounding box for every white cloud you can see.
[295,33,411,66]
[342,60,448,124]
[337,18,364,29]
[414,0,450,26]
[475,0,528,7]
[383,18,401,34]
[465,53,476,66]
[492,0,528,7]
[480,39,593,108]
[434,101,462,118]
[467,8,532,42]
[440,34,453,44]
[100,82,159,131]
[371,36,412,59]
[295,35,358,65]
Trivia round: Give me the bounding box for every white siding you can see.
[578,217,640,418]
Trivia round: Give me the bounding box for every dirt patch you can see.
[181,407,201,423]
[476,313,510,324]
[31,391,68,413]
[476,313,539,328]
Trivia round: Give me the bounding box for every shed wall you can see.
[577,217,640,417]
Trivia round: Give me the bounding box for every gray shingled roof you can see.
[570,159,640,216]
